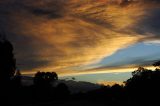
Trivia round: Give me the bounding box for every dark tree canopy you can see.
[34,71,58,87]
[125,67,159,88]
[125,67,160,104]
[0,39,16,84]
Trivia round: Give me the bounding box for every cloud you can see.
[131,5,160,36]
[0,0,160,75]
[97,81,124,86]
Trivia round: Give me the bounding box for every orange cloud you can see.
[0,0,159,76]
[97,81,124,86]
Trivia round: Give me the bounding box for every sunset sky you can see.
[0,0,160,84]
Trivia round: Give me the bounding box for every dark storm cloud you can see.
[0,0,65,18]
[31,9,63,19]
[133,7,160,37]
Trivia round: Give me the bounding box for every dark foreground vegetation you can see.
[0,38,160,106]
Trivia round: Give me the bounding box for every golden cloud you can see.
[97,81,124,86]
[0,0,159,75]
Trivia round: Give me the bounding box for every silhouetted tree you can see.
[0,39,16,90]
[0,35,17,105]
[32,72,58,101]
[125,67,152,88]
[125,67,160,105]
[0,38,16,85]
[33,71,58,87]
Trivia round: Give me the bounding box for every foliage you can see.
[34,71,58,87]
[0,39,16,84]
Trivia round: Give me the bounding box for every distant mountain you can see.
[21,76,34,86]
[21,76,101,94]
[57,80,101,94]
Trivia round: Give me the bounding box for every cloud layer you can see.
[0,0,160,75]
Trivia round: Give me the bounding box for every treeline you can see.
[0,38,70,105]
[76,67,160,106]
[1,39,160,106]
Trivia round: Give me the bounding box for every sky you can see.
[0,0,160,84]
